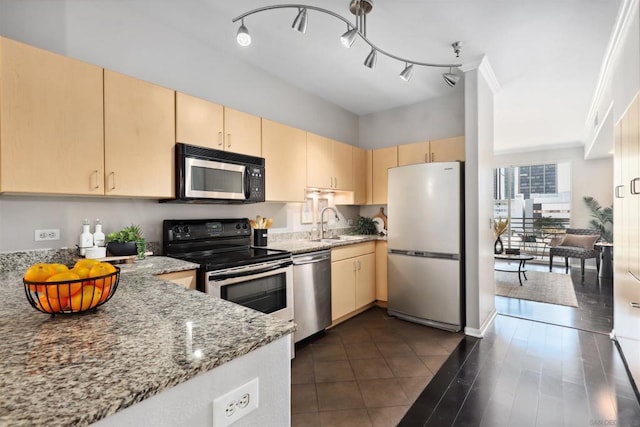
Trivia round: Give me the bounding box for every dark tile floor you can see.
[291,307,464,426]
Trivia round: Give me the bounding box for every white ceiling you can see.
[133,0,622,153]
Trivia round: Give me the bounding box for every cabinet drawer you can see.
[331,242,375,262]
[156,270,197,290]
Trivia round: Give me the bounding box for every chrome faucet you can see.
[320,207,339,239]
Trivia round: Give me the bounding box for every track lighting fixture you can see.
[442,67,460,87]
[364,48,377,69]
[232,1,463,86]
[236,18,251,47]
[292,8,308,33]
[399,62,414,82]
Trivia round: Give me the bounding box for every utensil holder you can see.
[254,229,268,246]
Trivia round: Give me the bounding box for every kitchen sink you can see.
[310,235,370,243]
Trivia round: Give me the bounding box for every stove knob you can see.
[235,224,241,230]
[173,226,182,234]
[183,226,190,234]
[242,223,248,229]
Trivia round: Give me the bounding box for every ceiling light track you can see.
[232,2,463,85]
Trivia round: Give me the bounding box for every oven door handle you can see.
[209,262,291,282]
[244,167,251,200]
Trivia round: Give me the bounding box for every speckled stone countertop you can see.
[266,235,385,254]
[0,256,295,426]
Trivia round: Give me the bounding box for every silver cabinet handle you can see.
[631,177,640,195]
[334,177,338,188]
[108,172,116,190]
[330,177,333,188]
[631,302,640,309]
[615,185,625,198]
[431,152,435,162]
[226,133,231,148]
[217,131,223,147]
[91,170,99,189]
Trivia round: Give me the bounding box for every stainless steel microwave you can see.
[171,143,265,203]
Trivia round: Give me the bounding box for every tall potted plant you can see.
[583,196,613,243]
[107,224,146,258]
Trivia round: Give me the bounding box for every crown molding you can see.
[460,55,501,94]
[584,0,638,136]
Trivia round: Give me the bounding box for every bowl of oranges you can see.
[23,259,120,314]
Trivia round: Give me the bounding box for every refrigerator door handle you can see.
[389,248,459,260]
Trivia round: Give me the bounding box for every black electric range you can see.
[163,218,291,291]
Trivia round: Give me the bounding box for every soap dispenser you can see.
[93,219,105,247]
[78,219,93,256]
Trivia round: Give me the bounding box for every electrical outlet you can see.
[34,229,60,241]
[213,378,259,427]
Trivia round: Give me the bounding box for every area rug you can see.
[495,270,579,307]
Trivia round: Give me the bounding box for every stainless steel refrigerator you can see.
[387,162,464,332]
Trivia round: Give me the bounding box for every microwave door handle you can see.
[209,263,289,282]
[244,167,251,199]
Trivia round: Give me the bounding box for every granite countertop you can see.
[266,235,385,254]
[0,256,294,426]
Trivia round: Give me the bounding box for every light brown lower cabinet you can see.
[156,270,197,290]
[331,242,376,322]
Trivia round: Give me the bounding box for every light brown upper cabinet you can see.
[104,70,175,198]
[352,146,367,205]
[262,119,307,202]
[222,107,262,157]
[307,133,353,190]
[372,146,398,205]
[0,37,104,195]
[397,137,465,166]
[175,92,261,157]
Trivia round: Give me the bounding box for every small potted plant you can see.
[107,224,146,258]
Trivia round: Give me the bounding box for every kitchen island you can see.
[0,254,294,426]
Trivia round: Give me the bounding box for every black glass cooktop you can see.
[178,247,291,271]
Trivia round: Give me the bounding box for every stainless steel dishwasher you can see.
[293,250,332,343]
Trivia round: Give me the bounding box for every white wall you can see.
[493,146,614,228]
[463,58,498,337]
[358,92,465,149]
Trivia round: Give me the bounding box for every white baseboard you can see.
[464,308,497,338]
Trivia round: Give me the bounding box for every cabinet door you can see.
[629,97,640,280]
[375,241,388,301]
[262,119,307,202]
[355,253,376,308]
[223,107,261,157]
[366,150,373,204]
[429,136,465,162]
[331,258,356,321]
[306,132,333,188]
[175,92,224,149]
[353,147,367,205]
[0,37,104,195]
[156,270,197,290]
[104,70,175,197]
[372,146,398,205]
[333,140,353,190]
[398,141,429,166]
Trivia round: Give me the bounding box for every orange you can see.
[69,285,102,311]
[36,294,68,313]
[24,263,56,290]
[69,266,91,279]
[73,258,100,270]
[98,282,112,303]
[89,262,117,291]
[45,271,82,298]
[50,263,69,274]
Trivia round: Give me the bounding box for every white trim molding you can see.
[460,55,501,95]
[584,0,638,140]
[464,308,497,338]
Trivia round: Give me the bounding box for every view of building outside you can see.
[493,162,571,258]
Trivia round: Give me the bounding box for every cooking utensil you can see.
[265,218,273,229]
[249,219,257,229]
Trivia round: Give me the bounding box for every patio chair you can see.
[549,228,600,278]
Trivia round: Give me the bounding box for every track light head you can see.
[364,48,377,69]
[340,27,358,48]
[442,68,460,87]
[399,63,414,82]
[292,8,308,33]
[236,19,251,46]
